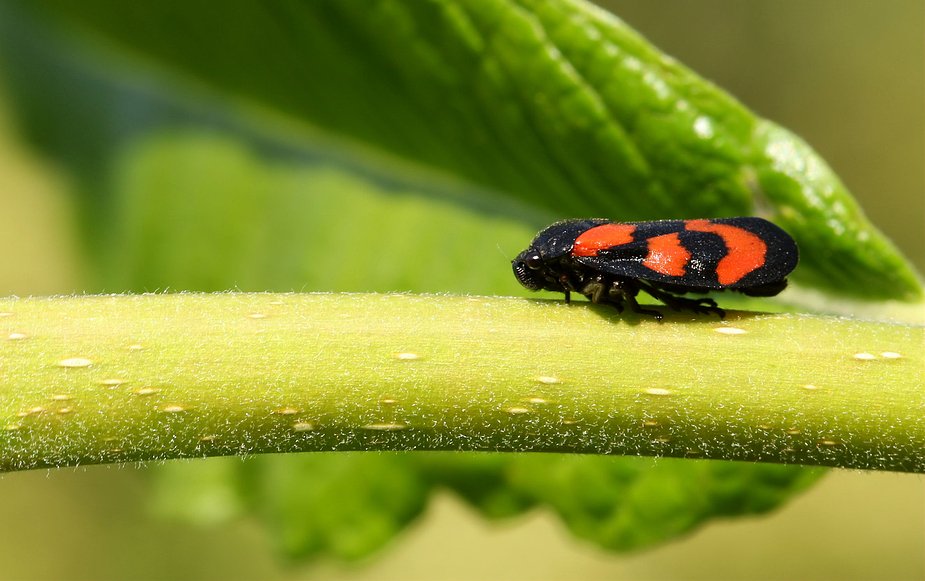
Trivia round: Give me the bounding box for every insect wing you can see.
[575,229,724,287]
[684,217,798,288]
[573,218,798,289]
[532,218,612,259]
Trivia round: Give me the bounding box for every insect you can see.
[512,217,799,320]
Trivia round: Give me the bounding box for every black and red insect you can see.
[512,217,798,320]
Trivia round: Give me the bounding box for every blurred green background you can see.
[0,1,922,579]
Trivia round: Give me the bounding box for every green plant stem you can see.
[0,293,921,473]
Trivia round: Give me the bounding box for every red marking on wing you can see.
[642,233,690,276]
[686,219,767,285]
[572,223,636,257]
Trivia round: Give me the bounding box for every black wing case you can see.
[574,218,798,290]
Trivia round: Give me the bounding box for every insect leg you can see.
[636,280,725,319]
[580,276,607,304]
[579,275,630,313]
[601,280,625,313]
[617,280,663,321]
[557,272,586,304]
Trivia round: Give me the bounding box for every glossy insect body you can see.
[513,217,799,320]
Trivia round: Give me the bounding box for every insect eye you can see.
[525,252,544,270]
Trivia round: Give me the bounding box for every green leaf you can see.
[151,456,248,527]
[154,453,820,558]
[249,453,430,561]
[749,121,920,300]
[423,453,823,551]
[501,455,822,551]
[106,133,535,296]
[155,453,434,562]
[22,0,923,300]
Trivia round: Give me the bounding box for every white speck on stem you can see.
[714,326,747,335]
[362,422,407,431]
[57,358,92,368]
[98,378,127,387]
